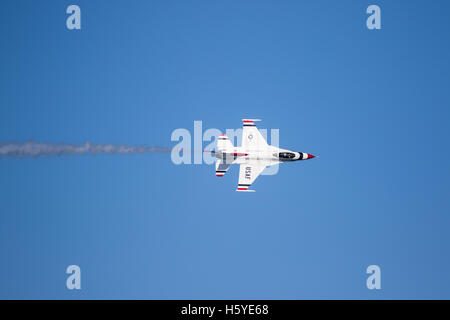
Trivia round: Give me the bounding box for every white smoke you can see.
[0,141,171,158]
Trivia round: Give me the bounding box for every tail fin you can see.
[217,134,233,152]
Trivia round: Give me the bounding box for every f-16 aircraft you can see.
[205,119,316,192]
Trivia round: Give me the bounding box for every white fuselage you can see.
[215,145,313,165]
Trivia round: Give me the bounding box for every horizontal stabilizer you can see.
[217,134,234,152]
[216,159,232,177]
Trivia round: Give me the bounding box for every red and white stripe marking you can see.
[233,152,248,156]
[303,153,316,159]
[242,119,261,127]
[218,134,228,140]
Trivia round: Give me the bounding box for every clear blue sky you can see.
[1,0,449,299]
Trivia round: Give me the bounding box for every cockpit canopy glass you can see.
[278,152,296,159]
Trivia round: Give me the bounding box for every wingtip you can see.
[242,118,262,122]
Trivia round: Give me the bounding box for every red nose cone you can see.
[307,154,316,159]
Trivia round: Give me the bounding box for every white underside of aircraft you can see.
[206,119,316,192]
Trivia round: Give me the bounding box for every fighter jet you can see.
[205,119,316,192]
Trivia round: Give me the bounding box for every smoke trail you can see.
[0,141,171,158]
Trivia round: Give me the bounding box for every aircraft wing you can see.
[236,163,267,192]
[241,119,268,149]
